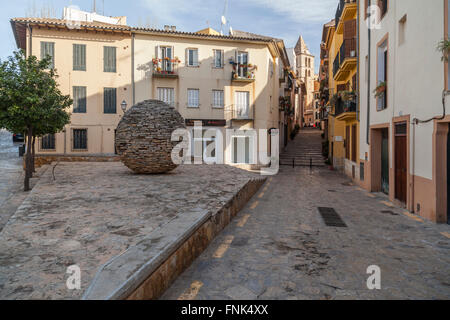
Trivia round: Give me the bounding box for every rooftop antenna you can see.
[92,0,96,13]
[220,0,229,35]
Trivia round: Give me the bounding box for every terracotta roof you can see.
[132,27,275,43]
[11,17,131,31]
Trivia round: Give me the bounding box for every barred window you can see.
[73,44,86,71]
[187,49,199,67]
[41,42,55,69]
[73,86,87,113]
[41,134,55,150]
[212,90,224,108]
[104,46,117,73]
[73,129,87,150]
[187,89,199,108]
[104,88,117,114]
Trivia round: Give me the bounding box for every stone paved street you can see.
[0,162,263,300]
[163,132,450,300]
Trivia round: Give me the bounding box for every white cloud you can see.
[243,0,337,23]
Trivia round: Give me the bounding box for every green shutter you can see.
[41,42,55,69]
[104,47,117,73]
[73,86,87,113]
[104,88,117,114]
[73,44,86,71]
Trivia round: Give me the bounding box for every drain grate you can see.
[318,207,347,228]
[381,210,399,216]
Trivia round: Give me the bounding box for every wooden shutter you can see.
[104,88,117,114]
[73,87,87,113]
[343,20,356,40]
[41,42,55,69]
[73,44,86,71]
[104,47,116,72]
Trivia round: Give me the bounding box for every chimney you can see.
[164,25,171,31]
[171,26,176,32]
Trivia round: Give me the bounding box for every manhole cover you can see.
[318,207,347,228]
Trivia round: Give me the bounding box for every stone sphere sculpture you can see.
[115,100,186,174]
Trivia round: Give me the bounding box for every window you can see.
[236,51,248,78]
[378,0,388,18]
[73,129,87,150]
[41,134,55,150]
[41,42,55,69]
[213,49,224,68]
[187,48,199,67]
[212,90,224,108]
[104,46,116,72]
[157,46,174,72]
[187,89,200,108]
[377,38,388,110]
[157,87,175,106]
[234,91,250,119]
[73,44,86,71]
[73,86,87,113]
[104,88,117,114]
[232,136,254,164]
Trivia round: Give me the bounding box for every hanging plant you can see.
[373,81,387,98]
[340,91,356,102]
[330,93,339,107]
[437,38,450,61]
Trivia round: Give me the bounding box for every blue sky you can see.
[1,0,337,73]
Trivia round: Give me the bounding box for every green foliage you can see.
[437,38,450,62]
[373,81,387,99]
[0,50,72,135]
[0,50,72,190]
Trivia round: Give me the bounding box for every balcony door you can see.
[236,51,248,77]
[159,46,173,72]
[234,91,250,119]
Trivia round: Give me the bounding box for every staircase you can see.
[280,128,326,167]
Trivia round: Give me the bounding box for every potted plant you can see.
[437,38,450,61]
[341,91,356,102]
[373,81,387,99]
[330,93,339,108]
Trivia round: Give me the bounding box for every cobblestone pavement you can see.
[0,162,262,299]
[163,166,450,300]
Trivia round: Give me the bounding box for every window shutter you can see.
[193,49,198,66]
[185,48,189,66]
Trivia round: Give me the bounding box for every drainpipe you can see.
[412,120,416,213]
[366,7,371,145]
[27,23,32,57]
[132,33,136,106]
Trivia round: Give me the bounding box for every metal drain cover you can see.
[318,207,347,228]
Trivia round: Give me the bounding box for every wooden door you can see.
[345,126,350,160]
[381,129,389,195]
[395,123,407,203]
[351,124,357,162]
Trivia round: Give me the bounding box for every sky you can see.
[1,0,338,73]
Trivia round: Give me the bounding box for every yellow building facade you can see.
[326,0,359,180]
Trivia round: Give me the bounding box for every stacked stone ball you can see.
[115,100,186,174]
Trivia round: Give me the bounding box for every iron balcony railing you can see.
[335,99,357,117]
[333,38,357,77]
[335,0,356,29]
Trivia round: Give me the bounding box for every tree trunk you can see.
[24,128,33,192]
[31,135,36,174]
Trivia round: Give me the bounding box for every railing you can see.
[335,0,356,29]
[333,38,357,77]
[335,99,357,117]
[229,104,254,120]
[153,59,179,78]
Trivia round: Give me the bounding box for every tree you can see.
[0,50,72,191]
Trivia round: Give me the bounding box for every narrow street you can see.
[0,130,25,231]
[162,130,450,300]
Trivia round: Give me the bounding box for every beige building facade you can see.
[11,10,290,167]
[358,0,449,223]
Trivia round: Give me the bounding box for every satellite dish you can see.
[229,26,233,36]
[221,15,227,25]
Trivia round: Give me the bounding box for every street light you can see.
[121,100,128,113]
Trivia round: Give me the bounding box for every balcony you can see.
[335,0,357,34]
[335,99,357,121]
[333,38,357,81]
[231,63,257,83]
[152,58,179,79]
[228,104,254,121]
